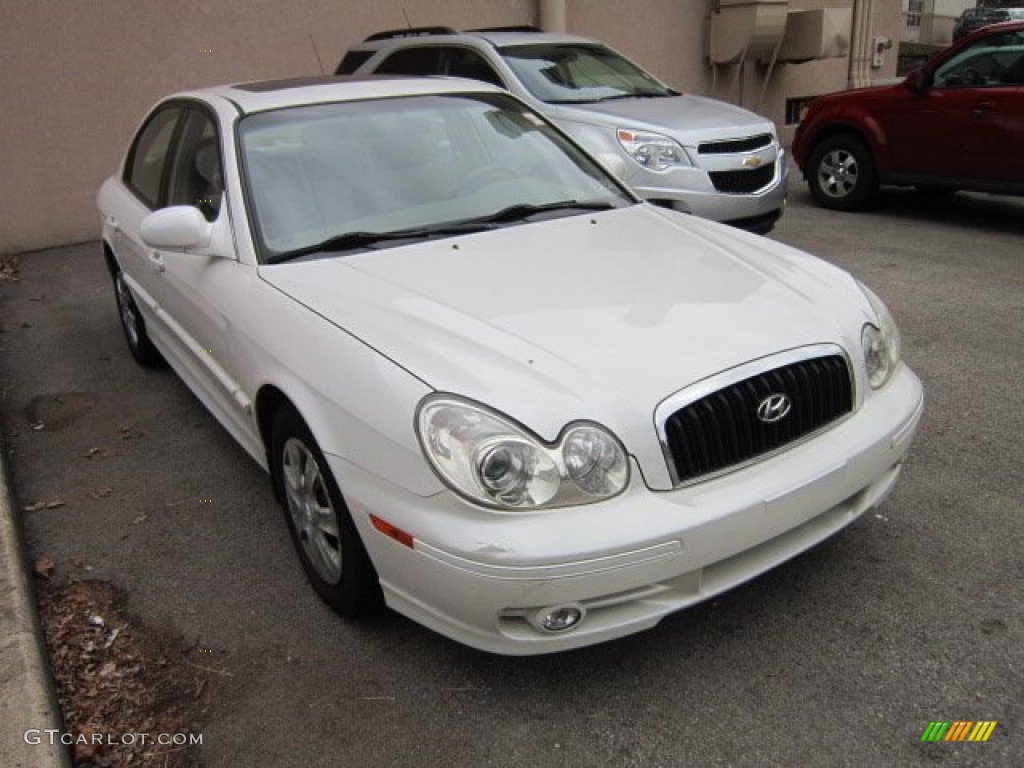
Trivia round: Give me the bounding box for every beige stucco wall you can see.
[0,0,903,254]
[0,0,532,254]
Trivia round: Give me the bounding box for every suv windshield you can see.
[498,44,676,104]
[238,92,633,261]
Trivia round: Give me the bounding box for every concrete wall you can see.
[0,0,903,254]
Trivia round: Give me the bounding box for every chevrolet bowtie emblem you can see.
[742,155,764,168]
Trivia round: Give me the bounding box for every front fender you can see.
[237,275,442,498]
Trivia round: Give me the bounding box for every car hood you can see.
[811,81,907,108]
[260,206,870,486]
[545,94,776,146]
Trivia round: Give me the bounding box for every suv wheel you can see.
[807,135,877,211]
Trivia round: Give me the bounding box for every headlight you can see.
[858,281,902,389]
[416,395,629,510]
[616,128,690,171]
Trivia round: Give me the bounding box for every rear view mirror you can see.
[140,206,212,250]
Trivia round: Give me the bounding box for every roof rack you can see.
[468,25,543,33]
[364,26,457,42]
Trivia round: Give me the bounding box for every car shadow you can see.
[871,188,1024,236]
[790,185,1024,237]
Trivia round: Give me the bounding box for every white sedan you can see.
[97,76,923,655]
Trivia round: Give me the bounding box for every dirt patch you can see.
[25,393,99,432]
[36,577,210,767]
[0,252,17,282]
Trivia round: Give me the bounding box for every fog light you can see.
[535,604,585,633]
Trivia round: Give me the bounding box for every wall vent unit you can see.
[708,0,790,65]
[777,8,853,63]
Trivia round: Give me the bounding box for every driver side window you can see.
[933,31,1024,88]
[167,110,224,222]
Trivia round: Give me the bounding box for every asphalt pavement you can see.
[1,183,1022,767]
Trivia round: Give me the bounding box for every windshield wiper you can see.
[463,200,617,226]
[267,202,617,264]
[593,90,672,102]
[268,222,491,264]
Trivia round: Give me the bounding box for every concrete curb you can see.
[0,436,71,768]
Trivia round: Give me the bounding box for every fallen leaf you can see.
[33,559,56,579]
[133,513,148,525]
[45,499,65,509]
[103,627,121,649]
[90,486,114,499]
[73,742,96,763]
[30,421,45,431]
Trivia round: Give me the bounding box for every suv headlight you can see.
[416,395,630,510]
[858,281,902,389]
[616,128,691,171]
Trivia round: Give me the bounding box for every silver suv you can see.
[337,26,788,233]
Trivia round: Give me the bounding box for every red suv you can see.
[793,22,1024,210]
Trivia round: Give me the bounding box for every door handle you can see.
[973,101,995,116]
[148,250,165,273]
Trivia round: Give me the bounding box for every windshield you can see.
[498,43,676,104]
[238,92,632,261]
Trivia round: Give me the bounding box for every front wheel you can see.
[271,406,383,617]
[807,135,878,211]
[113,267,163,367]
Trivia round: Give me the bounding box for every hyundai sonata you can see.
[97,76,923,654]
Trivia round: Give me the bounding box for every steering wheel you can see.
[959,67,983,86]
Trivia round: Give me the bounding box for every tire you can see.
[270,406,383,617]
[807,135,878,211]
[113,267,163,367]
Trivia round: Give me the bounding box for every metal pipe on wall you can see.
[848,0,875,89]
[540,0,567,32]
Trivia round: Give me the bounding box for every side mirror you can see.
[907,69,929,94]
[140,206,212,250]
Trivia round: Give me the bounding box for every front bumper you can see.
[628,149,789,233]
[331,363,923,655]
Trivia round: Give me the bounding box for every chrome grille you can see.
[661,354,853,485]
[698,134,773,154]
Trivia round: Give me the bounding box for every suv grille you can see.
[698,134,773,154]
[709,166,775,194]
[662,355,853,484]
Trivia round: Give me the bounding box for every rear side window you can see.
[444,48,505,87]
[336,50,374,75]
[376,47,443,75]
[125,107,182,208]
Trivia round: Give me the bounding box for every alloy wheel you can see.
[281,437,342,584]
[817,148,860,200]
